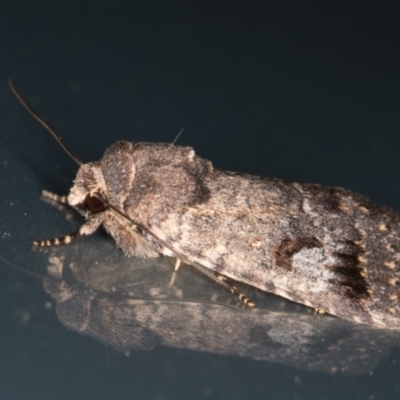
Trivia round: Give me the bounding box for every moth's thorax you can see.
[100,141,137,207]
[99,141,213,223]
[66,141,212,259]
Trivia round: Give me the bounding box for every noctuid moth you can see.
[10,80,400,330]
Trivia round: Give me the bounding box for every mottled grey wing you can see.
[150,169,400,330]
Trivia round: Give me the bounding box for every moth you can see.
[10,80,400,330]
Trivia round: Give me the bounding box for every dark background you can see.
[1,1,400,399]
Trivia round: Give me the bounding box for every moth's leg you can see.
[40,190,76,220]
[174,258,181,271]
[33,218,102,247]
[189,260,255,307]
[167,259,181,286]
[149,234,255,306]
[169,271,177,286]
[34,230,80,247]
[41,190,68,204]
[215,273,255,307]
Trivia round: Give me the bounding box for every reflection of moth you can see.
[44,245,400,375]
[10,81,400,330]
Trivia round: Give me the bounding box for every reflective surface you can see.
[1,1,400,399]
[43,239,400,374]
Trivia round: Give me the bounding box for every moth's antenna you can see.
[0,255,43,281]
[8,80,83,166]
[171,127,185,146]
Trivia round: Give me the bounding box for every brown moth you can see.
[10,81,400,330]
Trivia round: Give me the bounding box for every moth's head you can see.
[8,81,125,224]
[68,162,109,218]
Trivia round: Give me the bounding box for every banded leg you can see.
[40,190,75,220]
[42,190,68,204]
[35,190,78,246]
[215,272,255,307]
[33,218,102,247]
[189,260,255,307]
[34,230,81,247]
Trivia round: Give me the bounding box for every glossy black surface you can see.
[1,1,400,399]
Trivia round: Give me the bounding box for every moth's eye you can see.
[84,195,106,213]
